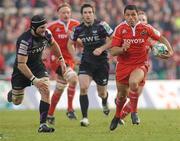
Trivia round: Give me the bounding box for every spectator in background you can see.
[0,0,179,80]
[0,53,5,74]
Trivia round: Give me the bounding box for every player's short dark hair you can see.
[124,5,138,14]
[57,2,71,12]
[80,3,95,14]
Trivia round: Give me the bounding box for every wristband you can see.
[30,76,36,82]
[58,56,63,60]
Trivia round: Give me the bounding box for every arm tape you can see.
[17,61,26,64]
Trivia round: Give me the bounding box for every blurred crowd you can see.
[0,0,180,80]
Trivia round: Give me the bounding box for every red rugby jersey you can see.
[48,19,80,69]
[112,21,161,65]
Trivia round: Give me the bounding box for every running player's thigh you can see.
[129,68,145,84]
[116,80,129,97]
[78,74,92,89]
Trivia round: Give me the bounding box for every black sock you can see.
[80,95,89,118]
[102,92,108,106]
[39,100,50,124]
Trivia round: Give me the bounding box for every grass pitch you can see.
[0,109,180,141]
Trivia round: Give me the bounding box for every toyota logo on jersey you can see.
[123,38,145,44]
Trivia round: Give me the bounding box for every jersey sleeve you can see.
[100,21,113,36]
[70,27,79,41]
[111,26,122,47]
[17,39,29,56]
[147,24,161,41]
[45,29,54,45]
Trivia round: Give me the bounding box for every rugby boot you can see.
[131,112,140,125]
[38,123,55,133]
[109,117,120,131]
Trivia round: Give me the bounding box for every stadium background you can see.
[0,0,180,110]
[0,1,180,141]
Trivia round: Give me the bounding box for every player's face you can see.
[58,6,71,23]
[124,10,138,27]
[82,7,94,25]
[139,14,147,24]
[36,24,47,37]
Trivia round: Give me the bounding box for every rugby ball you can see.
[152,43,168,56]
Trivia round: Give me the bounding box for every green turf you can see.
[0,109,180,141]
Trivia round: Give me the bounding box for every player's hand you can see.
[122,42,131,52]
[32,78,49,94]
[93,47,103,56]
[59,59,67,74]
[158,50,173,59]
[72,56,81,65]
[76,38,83,47]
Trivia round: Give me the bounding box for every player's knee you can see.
[80,88,88,95]
[13,99,22,105]
[129,81,139,91]
[12,95,24,105]
[68,76,78,86]
[56,80,67,91]
[117,95,127,101]
[11,90,24,105]
[44,89,50,95]
[98,90,106,98]
[64,68,77,81]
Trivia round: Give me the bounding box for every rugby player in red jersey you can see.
[109,5,173,131]
[118,10,151,124]
[46,3,80,124]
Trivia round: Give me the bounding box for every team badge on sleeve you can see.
[70,28,76,40]
[100,21,113,35]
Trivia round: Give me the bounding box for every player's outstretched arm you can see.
[93,36,113,56]
[158,35,174,59]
